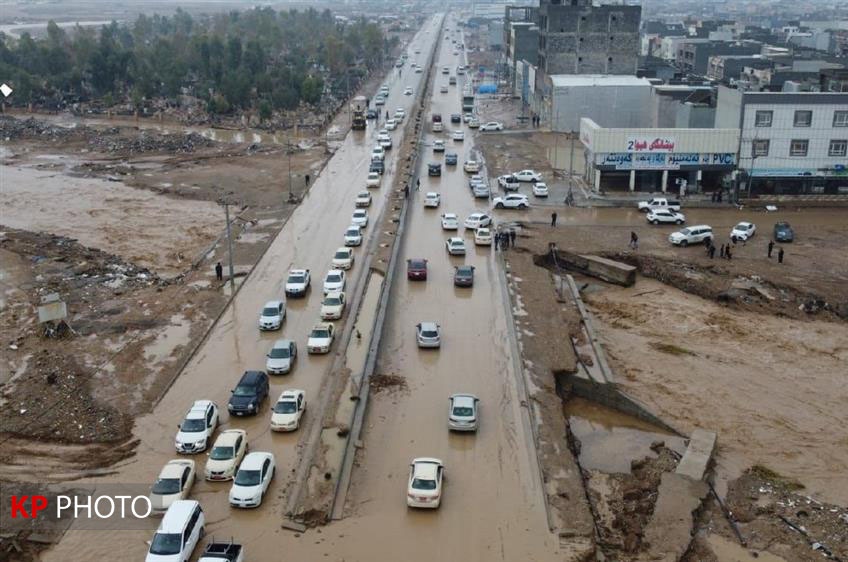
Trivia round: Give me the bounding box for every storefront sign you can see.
[626,136,676,152]
[596,152,736,170]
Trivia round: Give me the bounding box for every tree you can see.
[300,75,322,105]
[258,99,272,122]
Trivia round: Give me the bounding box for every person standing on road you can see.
[778,247,785,264]
[404,185,409,198]
[215,261,223,281]
[509,229,516,247]
[720,244,726,258]
[768,240,774,258]
[709,244,716,259]
[725,245,732,260]
[551,212,558,227]
[305,174,311,187]
[494,233,500,251]
[629,231,638,250]
[416,178,420,191]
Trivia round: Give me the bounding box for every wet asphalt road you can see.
[44,17,445,562]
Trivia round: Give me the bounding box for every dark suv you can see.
[428,163,442,177]
[370,160,385,175]
[445,153,458,166]
[228,371,269,416]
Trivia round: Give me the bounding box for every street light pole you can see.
[223,201,235,291]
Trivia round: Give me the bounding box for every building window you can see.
[829,139,848,157]
[834,111,848,127]
[789,139,809,157]
[793,110,812,127]
[752,139,770,157]
[755,110,773,127]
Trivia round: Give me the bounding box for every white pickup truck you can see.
[199,542,244,562]
[638,197,681,212]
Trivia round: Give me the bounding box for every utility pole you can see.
[223,201,235,291]
[569,132,576,190]
[287,142,294,202]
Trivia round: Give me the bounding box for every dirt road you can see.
[41,19,445,562]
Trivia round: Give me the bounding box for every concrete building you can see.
[579,118,740,192]
[489,21,505,49]
[537,0,641,76]
[650,86,715,128]
[676,40,761,76]
[538,74,653,132]
[715,86,848,196]
[506,22,539,93]
[706,55,771,83]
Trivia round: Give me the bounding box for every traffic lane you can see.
[41,24,441,562]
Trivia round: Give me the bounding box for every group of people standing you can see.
[494,229,516,251]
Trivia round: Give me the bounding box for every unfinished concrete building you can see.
[537,0,641,76]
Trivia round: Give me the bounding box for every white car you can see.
[441,213,459,230]
[464,212,492,229]
[323,269,346,294]
[320,291,346,320]
[415,66,423,74]
[352,209,369,228]
[452,130,464,141]
[404,87,413,95]
[355,191,372,207]
[493,194,529,209]
[416,322,442,348]
[532,182,549,197]
[385,118,398,131]
[344,225,363,246]
[258,300,285,331]
[669,225,714,246]
[150,460,196,513]
[479,121,504,131]
[284,269,310,297]
[332,247,354,270]
[463,160,480,173]
[270,389,306,432]
[513,169,541,182]
[204,429,247,481]
[497,174,519,191]
[424,192,441,208]
[378,134,392,150]
[448,394,479,432]
[468,117,480,128]
[175,400,219,454]
[647,209,686,225]
[371,146,385,161]
[229,452,275,508]
[307,323,335,354]
[374,96,385,106]
[395,108,406,120]
[266,339,297,375]
[731,221,757,241]
[433,139,446,152]
[146,500,204,562]
[440,85,448,93]
[407,457,445,508]
[445,237,466,255]
[366,172,381,188]
[474,227,493,246]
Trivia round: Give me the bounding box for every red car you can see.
[407,259,428,281]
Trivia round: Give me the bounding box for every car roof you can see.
[411,458,443,479]
[409,259,427,266]
[325,290,344,299]
[443,213,457,218]
[689,224,712,229]
[215,429,245,447]
[240,452,271,470]
[272,339,293,349]
[239,370,265,384]
[353,209,367,214]
[313,322,333,330]
[289,269,307,276]
[160,459,193,478]
[736,221,753,227]
[468,212,484,218]
[451,393,478,406]
[426,192,439,197]
[187,400,213,417]
[159,500,200,532]
[336,247,352,253]
[357,191,370,197]
[346,225,361,231]
[264,300,283,308]
[477,227,490,233]
[456,265,474,273]
[419,321,439,330]
[326,269,343,275]
[278,389,304,401]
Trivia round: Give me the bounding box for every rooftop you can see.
[550,74,652,87]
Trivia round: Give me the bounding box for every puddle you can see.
[706,534,790,562]
[143,313,191,367]
[566,397,686,474]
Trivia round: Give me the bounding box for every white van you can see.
[146,500,204,562]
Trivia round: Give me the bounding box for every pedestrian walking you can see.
[551,212,557,227]
[494,233,500,251]
[709,244,716,259]
[725,246,732,260]
[565,188,574,206]
[767,240,774,258]
[305,174,311,186]
[778,247,784,264]
[215,261,223,281]
[629,231,638,250]
[404,185,409,198]
[509,229,516,247]
[720,244,726,258]
[416,178,420,191]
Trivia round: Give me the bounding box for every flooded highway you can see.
[43,18,444,562]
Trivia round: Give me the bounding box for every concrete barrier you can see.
[676,429,717,481]
[544,248,635,287]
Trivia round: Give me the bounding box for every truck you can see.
[351,96,368,130]
[432,113,443,132]
[198,541,244,562]
[461,88,474,113]
[637,197,681,212]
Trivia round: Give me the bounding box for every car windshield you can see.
[269,346,290,359]
[287,274,304,284]
[262,307,278,316]
[334,251,348,259]
[410,261,425,269]
[324,296,341,306]
[149,532,182,555]
[327,274,341,283]
[346,229,359,236]
[210,446,235,460]
[151,477,181,495]
[312,329,330,339]
[458,268,472,276]
[478,229,489,235]
[680,229,692,235]
[234,469,261,486]
[274,401,297,414]
[412,478,437,490]
[452,406,474,417]
[421,329,438,338]
[232,385,255,397]
[180,418,205,433]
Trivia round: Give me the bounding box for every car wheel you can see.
[651,219,659,225]
[495,202,504,209]
[199,526,206,539]
[675,219,683,225]
[681,240,689,247]
[519,204,527,209]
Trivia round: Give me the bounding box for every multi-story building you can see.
[507,23,539,93]
[715,86,848,195]
[676,39,761,76]
[536,0,641,76]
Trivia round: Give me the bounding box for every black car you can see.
[228,371,269,416]
[773,221,794,242]
[454,265,475,287]
[366,109,378,119]
[428,163,442,176]
[370,160,385,175]
[445,152,458,166]
[450,113,461,123]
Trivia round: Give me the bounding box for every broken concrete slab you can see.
[640,472,709,562]
[540,248,636,286]
[676,429,717,481]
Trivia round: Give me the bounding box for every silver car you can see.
[416,322,441,348]
[266,339,297,375]
[448,394,479,432]
[259,301,285,331]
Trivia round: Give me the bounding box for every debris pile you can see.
[0,116,77,141]
[369,373,407,393]
[86,131,214,154]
